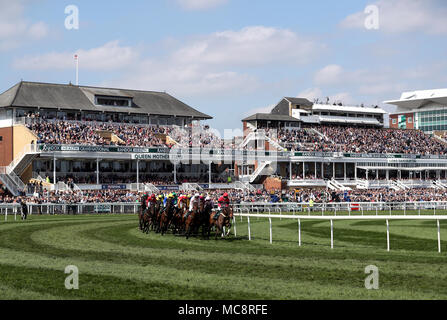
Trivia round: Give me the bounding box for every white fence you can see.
[233,201,447,216]
[0,201,445,253]
[231,213,445,253]
[1,201,447,217]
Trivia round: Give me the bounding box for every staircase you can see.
[233,181,256,192]
[181,183,203,192]
[239,130,284,151]
[394,180,410,190]
[389,180,404,191]
[355,179,369,190]
[249,161,273,183]
[327,179,351,191]
[330,179,352,191]
[433,180,447,190]
[0,144,40,196]
[0,169,25,196]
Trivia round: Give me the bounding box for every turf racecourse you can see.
[0,214,446,300]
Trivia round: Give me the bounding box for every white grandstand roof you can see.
[312,104,387,114]
[318,115,381,125]
[384,88,447,110]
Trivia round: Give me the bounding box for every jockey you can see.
[205,195,213,207]
[172,193,178,206]
[214,192,230,220]
[218,192,230,210]
[189,193,200,212]
[147,194,157,208]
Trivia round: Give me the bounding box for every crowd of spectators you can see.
[25,116,242,150]
[26,119,174,148]
[270,125,447,155]
[4,186,447,205]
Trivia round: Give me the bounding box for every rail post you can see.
[437,220,441,253]
[386,219,390,252]
[298,218,301,246]
[247,215,251,241]
[269,217,272,244]
[233,216,237,237]
[330,219,334,249]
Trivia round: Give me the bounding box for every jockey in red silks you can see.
[147,194,157,208]
[218,192,230,208]
[214,192,230,220]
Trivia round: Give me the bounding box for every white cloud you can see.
[12,26,324,98]
[173,26,322,67]
[13,41,138,71]
[340,0,447,34]
[245,104,276,117]
[297,88,356,105]
[0,0,48,50]
[297,88,323,101]
[314,65,344,85]
[112,26,322,96]
[177,0,228,10]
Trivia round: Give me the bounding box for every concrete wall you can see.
[13,125,38,159]
[263,176,282,192]
[0,127,13,167]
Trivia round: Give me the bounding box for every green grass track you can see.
[0,214,446,300]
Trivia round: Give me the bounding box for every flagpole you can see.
[75,54,79,85]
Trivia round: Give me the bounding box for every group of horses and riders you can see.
[138,192,234,239]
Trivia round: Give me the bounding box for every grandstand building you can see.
[240,96,447,192]
[386,88,447,133]
[3,82,447,201]
[0,81,226,196]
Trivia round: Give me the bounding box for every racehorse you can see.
[184,201,200,239]
[159,198,175,236]
[139,194,149,231]
[208,204,233,240]
[198,200,214,238]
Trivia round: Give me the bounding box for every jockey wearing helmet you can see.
[189,193,200,212]
[217,192,230,211]
[147,194,157,208]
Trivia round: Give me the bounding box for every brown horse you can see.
[208,205,233,240]
[139,194,149,231]
[198,200,214,238]
[159,199,175,236]
[184,202,200,239]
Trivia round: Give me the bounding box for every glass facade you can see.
[418,108,447,132]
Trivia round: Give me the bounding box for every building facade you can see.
[385,88,447,133]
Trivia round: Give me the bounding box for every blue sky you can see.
[1,0,447,135]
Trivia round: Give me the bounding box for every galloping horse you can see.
[159,199,175,236]
[139,194,149,231]
[208,204,233,240]
[198,200,214,238]
[184,201,200,239]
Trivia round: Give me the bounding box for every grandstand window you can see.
[408,117,412,123]
[95,95,132,107]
